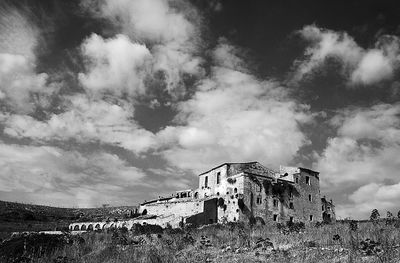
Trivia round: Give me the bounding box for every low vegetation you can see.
[1,219,400,263]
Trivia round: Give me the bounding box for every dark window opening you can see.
[205,176,208,188]
[289,202,294,209]
[295,177,299,184]
[309,215,313,222]
[308,194,312,202]
[233,217,236,221]
[234,188,237,193]
[256,196,262,205]
[273,199,279,207]
[273,214,278,222]
[322,205,324,211]
[194,192,198,199]
[217,192,220,196]
[217,172,221,184]
[289,217,294,223]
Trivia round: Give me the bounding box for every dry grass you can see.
[2,221,400,263]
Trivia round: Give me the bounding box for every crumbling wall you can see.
[216,174,245,223]
[139,199,204,219]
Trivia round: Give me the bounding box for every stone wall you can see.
[291,170,322,224]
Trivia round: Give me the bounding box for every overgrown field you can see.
[1,221,400,263]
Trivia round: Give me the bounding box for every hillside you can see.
[0,200,137,239]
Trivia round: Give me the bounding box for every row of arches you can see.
[69,221,135,231]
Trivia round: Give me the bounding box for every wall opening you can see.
[309,215,314,222]
[308,194,312,202]
[306,176,310,185]
[289,202,294,209]
[273,214,278,222]
[256,195,262,205]
[81,225,86,230]
[74,225,79,231]
[217,172,221,184]
[205,176,208,188]
[273,199,279,207]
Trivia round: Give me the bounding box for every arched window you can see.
[234,188,237,193]
[74,225,79,231]
[81,225,86,230]
[87,224,93,231]
[194,192,199,199]
[95,224,101,230]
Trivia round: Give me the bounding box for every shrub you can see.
[370,209,380,223]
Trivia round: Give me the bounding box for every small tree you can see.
[370,209,380,223]
[386,211,394,225]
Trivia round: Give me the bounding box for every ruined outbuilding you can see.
[69,161,335,230]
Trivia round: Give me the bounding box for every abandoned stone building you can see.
[138,162,335,227]
[69,161,335,230]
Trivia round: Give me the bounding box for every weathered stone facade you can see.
[69,161,335,230]
[138,162,335,227]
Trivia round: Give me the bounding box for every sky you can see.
[0,0,400,219]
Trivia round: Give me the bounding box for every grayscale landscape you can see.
[0,0,400,262]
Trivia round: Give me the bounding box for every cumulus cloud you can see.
[79,34,151,96]
[3,95,156,154]
[156,42,313,173]
[82,0,204,97]
[315,103,400,219]
[0,142,148,207]
[293,25,400,85]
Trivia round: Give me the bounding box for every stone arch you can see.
[81,224,86,230]
[74,225,80,231]
[87,224,93,231]
[102,224,107,229]
[95,224,101,230]
[110,223,115,229]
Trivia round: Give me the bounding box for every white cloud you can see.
[0,142,148,207]
[315,103,400,219]
[79,34,151,96]
[156,43,313,173]
[293,25,400,85]
[3,95,156,154]
[82,0,204,97]
[351,49,393,84]
[0,7,56,113]
[0,6,40,60]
